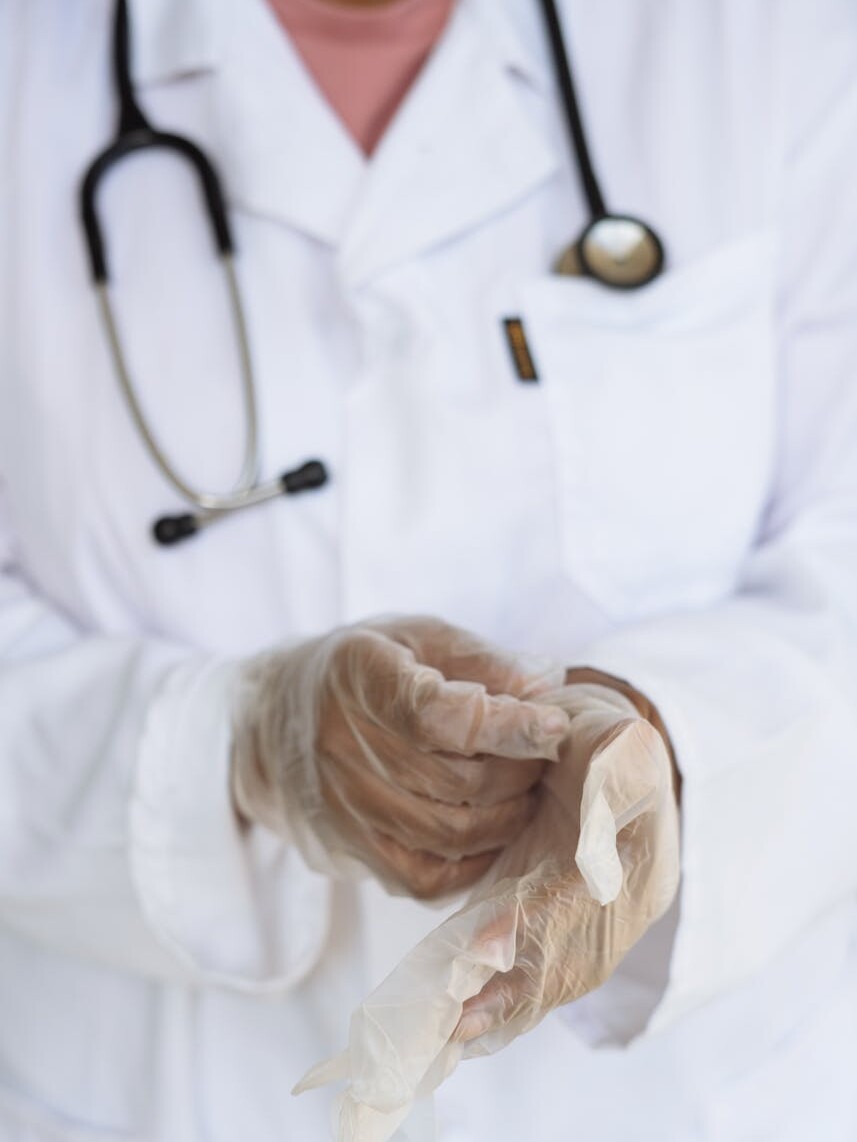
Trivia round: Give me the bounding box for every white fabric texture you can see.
[1,0,856,1139]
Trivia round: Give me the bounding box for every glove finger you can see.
[408,678,569,760]
[327,720,548,806]
[573,720,669,904]
[591,720,667,826]
[325,756,541,859]
[332,628,568,759]
[454,872,600,1046]
[325,685,553,804]
[578,721,676,909]
[327,629,419,724]
[368,833,499,899]
[383,744,548,805]
[452,966,532,1044]
[372,617,564,698]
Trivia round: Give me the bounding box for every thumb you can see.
[574,720,665,904]
[411,679,570,759]
[375,617,565,698]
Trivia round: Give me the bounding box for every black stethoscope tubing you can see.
[81,0,329,548]
[81,0,234,282]
[538,0,606,220]
[79,0,665,546]
[537,0,665,286]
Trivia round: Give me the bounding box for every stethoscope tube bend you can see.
[80,0,328,545]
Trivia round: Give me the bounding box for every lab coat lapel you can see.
[132,0,556,263]
[338,0,560,286]
[131,0,363,247]
[131,0,221,83]
[211,0,366,248]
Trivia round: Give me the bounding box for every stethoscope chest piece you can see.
[554,215,664,288]
[539,0,665,291]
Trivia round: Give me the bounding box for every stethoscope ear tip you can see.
[153,513,199,546]
[281,459,329,494]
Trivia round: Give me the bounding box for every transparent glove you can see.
[453,682,680,1044]
[295,683,680,1141]
[231,617,570,898]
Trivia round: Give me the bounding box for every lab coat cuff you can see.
[130,657,330,991]
[557,644,699,1047]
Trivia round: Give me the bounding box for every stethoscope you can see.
[80,0,665,546]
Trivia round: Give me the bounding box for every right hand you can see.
[452,682,680,1047]
[231,617,570,898]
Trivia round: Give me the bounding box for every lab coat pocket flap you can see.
[523,230,777,337]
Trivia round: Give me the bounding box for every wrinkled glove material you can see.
[232,617,569,898]
[295,683,681,1141]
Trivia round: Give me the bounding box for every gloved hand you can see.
[294,682,680,1142]
[231,617,570,898]
[453,681,681,1045]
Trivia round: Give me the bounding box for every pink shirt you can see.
[267,0,455,155]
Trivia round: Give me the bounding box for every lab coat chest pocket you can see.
[521,233,777,620]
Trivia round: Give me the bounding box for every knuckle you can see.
[437,806,478,854]
[405,858,448,900]
[457,761,487,800]
[329,630,365,671]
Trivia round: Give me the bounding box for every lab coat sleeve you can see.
[0,3,329,991]
[0,531,330,989]
[562,2,857,1045]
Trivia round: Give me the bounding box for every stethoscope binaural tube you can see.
[537,0,665,289]
[80,0,329,546]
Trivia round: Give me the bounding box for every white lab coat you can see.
[1,0,856,1138]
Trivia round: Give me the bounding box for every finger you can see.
[325,757,541,858]
[317,767,497,893]
[452,967,531,1043]
[332,627,569,760]
[328,628,569,773]
[594,720,668,830]
[378,618,564,698]
[381,743,547,805]
[322,710,547,805]
[326,628,420,725]
[408,678,569,760]
[369,833,498,899]
[323,697,550,805]
[462,693,569,759]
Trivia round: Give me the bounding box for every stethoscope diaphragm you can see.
[553,215,664,288]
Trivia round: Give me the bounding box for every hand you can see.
[292,681,680,1140]
[231,617,570,898]
[453,682,680,1045]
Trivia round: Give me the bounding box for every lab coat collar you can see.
[128,0,560,275]
[128,0,548,91]
[130,0,222,85]
[214,0,367,249]
[466,0,554,91]
[337,0,560,284]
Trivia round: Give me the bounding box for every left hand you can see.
[231,616,569,898]
[453,680,681,1047]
